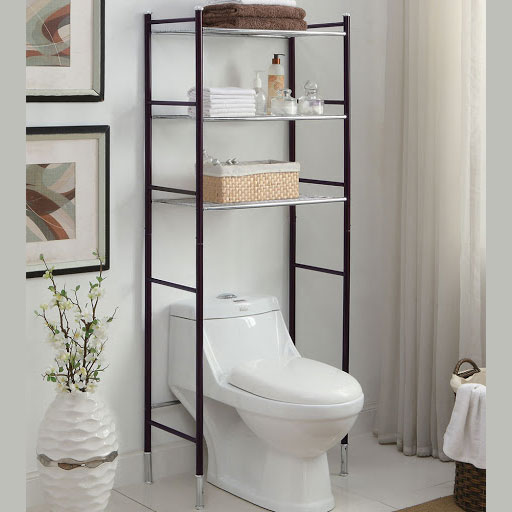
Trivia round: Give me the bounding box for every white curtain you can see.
[375,0,486,460]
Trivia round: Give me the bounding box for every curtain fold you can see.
[375,0,486,460]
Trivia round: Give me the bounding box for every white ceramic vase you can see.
[36,392,118,512]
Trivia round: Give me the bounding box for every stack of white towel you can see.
[188,87,256,117]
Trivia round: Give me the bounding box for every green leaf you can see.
[48,286,55,292]
[46,376,50,382]
[39,254,44,261]
[75,285,80,291]
[34,310,38,315]
[50,377,56,382]
[59,367,64,372]
[94,371,98,377]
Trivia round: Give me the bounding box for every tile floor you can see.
[29,434,455,512]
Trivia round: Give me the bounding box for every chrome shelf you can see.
[152,27,345,39]
[152,114,347,122]
[153,195,346,211]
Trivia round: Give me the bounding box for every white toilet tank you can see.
[168,294,299,394]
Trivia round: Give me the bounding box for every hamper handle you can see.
[453,358,481,378]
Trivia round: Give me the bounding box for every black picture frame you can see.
[26,0,105,103]
[26,125,110,279]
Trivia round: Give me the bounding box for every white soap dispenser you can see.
[253,71,267,116]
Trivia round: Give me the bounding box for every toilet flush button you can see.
[217,293,237,300]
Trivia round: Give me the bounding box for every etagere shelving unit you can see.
[144,8,351,509]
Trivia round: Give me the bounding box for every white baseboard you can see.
[26,440,196,509]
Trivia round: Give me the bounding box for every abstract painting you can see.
[26,126,110,278]
[26,0,71,67]
[26,0,104,102]
[26,162,76,243]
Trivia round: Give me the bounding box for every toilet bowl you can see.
[168,294,364,512]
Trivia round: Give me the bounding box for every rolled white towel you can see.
[205,0,297,6]
[188,86,256,97]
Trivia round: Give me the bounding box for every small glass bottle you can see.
[271,89,297,116]
[253,71,267,116]
[298,80,324,115]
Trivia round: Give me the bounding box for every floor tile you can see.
[328,434,454,509]
[116,473,261,511]
[330,485,397,511]
[27,490,153,512]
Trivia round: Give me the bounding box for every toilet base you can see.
[206,407,335,512]
[209,474,335,512]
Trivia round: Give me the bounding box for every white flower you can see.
[85,352,96,363]
[88,287,104,300]
[57,350,70,362]
[43,271,51,280]
[40,304,49,311]
[82,312,93,323]
[62,300,73,311]
[93,326,107,341]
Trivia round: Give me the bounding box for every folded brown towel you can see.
[204,17,307,31]
[203,4,306,20]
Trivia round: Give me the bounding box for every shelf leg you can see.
[195,474,205,509]
[144,452,153,484]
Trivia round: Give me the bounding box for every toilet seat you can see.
[229,357,363,405]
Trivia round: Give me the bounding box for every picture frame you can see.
[26,126,110,278]
[26,0,105,102]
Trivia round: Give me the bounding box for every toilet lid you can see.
[229,357,363,405]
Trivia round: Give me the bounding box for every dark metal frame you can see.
[27,0,105,102]
[26,125,110,278]
[144,9,351,506]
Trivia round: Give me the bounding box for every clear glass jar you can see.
[271,89,298,116]
[298,80,324,115]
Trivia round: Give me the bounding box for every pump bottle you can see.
[267,53,285,113]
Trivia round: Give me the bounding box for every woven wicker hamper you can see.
[451,359,486,512]
[203,160,300,204]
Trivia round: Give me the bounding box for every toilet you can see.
[168,294,364,512]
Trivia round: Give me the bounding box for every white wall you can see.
[26,0,400,490]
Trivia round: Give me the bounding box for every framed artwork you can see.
[26,126,110,278]
[26,0,105,102]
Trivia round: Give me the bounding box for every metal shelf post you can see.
[194,7,205,509]
[340,12,351,476]
[143,11,153,486]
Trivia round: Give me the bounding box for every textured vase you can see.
[36,392,118,512]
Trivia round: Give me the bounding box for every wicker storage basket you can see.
[451,359,486,512]
[203,160,299,204]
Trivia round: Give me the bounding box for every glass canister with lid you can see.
[271,89,298,116]
[298,80,324,115]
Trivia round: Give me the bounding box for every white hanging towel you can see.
[443,383,486,469]
[205,0,297,7]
